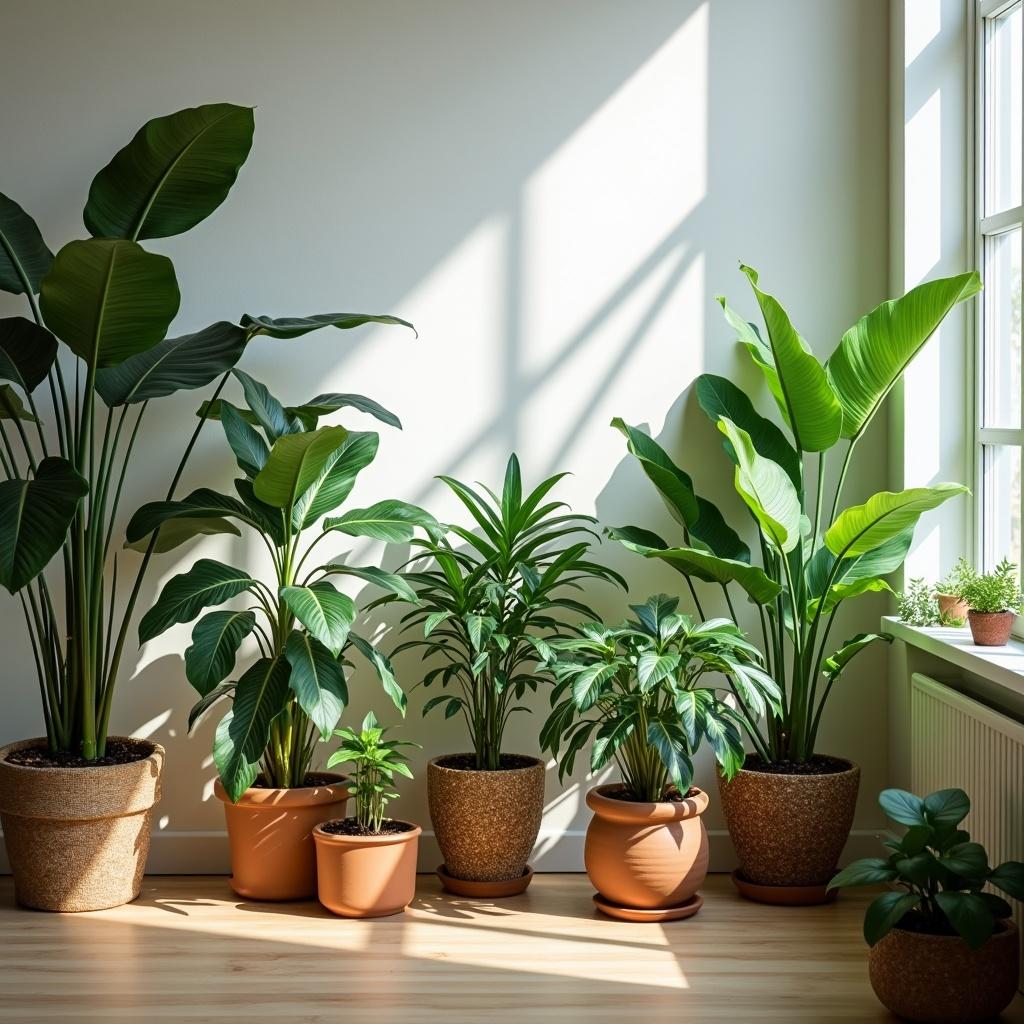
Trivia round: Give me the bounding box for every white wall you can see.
[0,0,890,871]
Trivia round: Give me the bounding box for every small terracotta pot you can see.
[868,920,1020,1023]
[0,736,163,912]
[967,609,1015,646]
[584,784,709,913]
[718,756,859,898]
[313,819,421,918]
[427,753,545,886]
[937,594,969,625]
[215,774,348,901]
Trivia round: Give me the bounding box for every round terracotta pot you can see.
[868,920,1020,1023]
[937,594,969,625]
[0,736,164,912]
[215,773,348,901]
[718,756,860,895]
[313,819,421,918]
[584,784,709,911]
[967,609,1015,647]
[427,753,545,884]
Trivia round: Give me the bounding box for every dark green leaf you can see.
[828,858,899,890]
[864,891,920,946]
[125,516,240,554]
[923,788,971,827]
[253,425,348,509]
[139,559,255,642]
[220,402,270,477]
[284,630,348,739]
[935,891,995,949]
[324,499,441,542]
[293,430,378,527]
[126,488,266,544]
[349,632,407,712]
[187,682,234,734]
[0,193,52,295]
[988,862,1024,900]
[0,317,57,392]
[942,842,989,879]
[241,312,416,339]
[232,368,293,441]
[280,582,355,655]
[185,610,256,696]
[288,392,401,429]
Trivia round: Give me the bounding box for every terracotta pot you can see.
[0,736,163,912]
[718,756,860,898]
[868,920,1020,1023]
[937,594,969,625]
[967,609,1015,646]
[313,819,421,918]
[427,753,545,886]
[584,784,709,914]
[215,774,348,901]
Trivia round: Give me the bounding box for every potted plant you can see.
[133,373,436,900]
[0,103,413,912]
[387,454,624,896]
[829,787,1023,1023]
[934,557,975,626]
[897,578,940,627]
[610,264,979,903]
[540,595,778,922]
[961,558,1022,646]
[313,712,421,918]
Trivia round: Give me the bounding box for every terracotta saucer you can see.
[730,868,838,906]
[436,863,534,898]
[592,892,703,923]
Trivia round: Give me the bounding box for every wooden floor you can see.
[2,874,1022,1023]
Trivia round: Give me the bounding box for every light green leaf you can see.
[321,564,418,602]
[324,499,441,543]
[280,582,355,655]
[822,632,890,680]
[808,577,893,617]
[253,425,348,509]
[293,431,377,527]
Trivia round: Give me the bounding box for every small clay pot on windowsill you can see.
[967,609,1015,647]
[936,594,969,626]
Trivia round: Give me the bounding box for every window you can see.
[975,0,1023,575]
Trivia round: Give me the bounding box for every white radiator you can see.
[911,673,1024,989]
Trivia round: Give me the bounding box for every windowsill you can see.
[882,615,1024,699]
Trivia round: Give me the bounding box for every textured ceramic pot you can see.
[0,736,164,912]
[584,784,709,912]
[718,757,860,896]
[868,921,1019,1023]
[427,754,545,885]
[215,773,348,901]
[937,594,970,625]
[967,609,1015,646]
[313,820,421,918]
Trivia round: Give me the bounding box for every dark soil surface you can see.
[5,739,152,769]
[604,785,699,803]
[894,913,1012,938]
[252,772,341,789]
[742,754,851,776]
[436,753,538,772]
[320,817,416,836]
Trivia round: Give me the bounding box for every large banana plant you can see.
[133,372,439,800]
[611,265,979,763]
[0,103,413,760]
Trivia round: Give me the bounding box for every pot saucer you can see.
[592,892,703,922]
[730,868,838,906]
[436,863,534,898]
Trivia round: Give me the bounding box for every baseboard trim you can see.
[0,827,883,875]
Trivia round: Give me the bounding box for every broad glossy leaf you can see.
[126,488,268,544]
[40,239,179,368]
[289,392,401,429]
[864,891,921,946]
[214,657,290,802]
[284,630,348,739]
[806,528,913,598]
[84,103,255,241]
[185,610,256,695]
[232,368,294,441]
[692,496,750,562]
[124,516,240,554]
[241,312,416,339]
[220,402,269,477]
[923,788,970,827]
[825,485,968,558]
[611,417,698,525]
[822,632,890,680]
[292,430,377,527]
[828,858,898,890]
[324,499,441,542]
[989,862,1024,900]
[0,458,88,592]
[935,891,994,949]
[280,582,355,655]
[880,788,928,827]
[349,632,407,712]
[321,564,418,602]
[808,577,893,617]
[647,717,693,794]
[826,272,982,440]
[0,193,52,295]
[187,682,234,734]
[96,321,247,405]
[253,425,348,509]
[719,294,790,426]
[139,558,256,642]
[0,317,57,392]
[0,386,37,421]
[718,417,801,552]
[942,842,989,879]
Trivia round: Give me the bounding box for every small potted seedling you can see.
[829,788,1023,1023]
[313,713,421,918]
[935,558,975,626]
[961,558,1022,646]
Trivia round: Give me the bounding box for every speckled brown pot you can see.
[967,609,1015,646]
[0,736,164,912]
[937,594,970,625]
[718,756,859,893]
[585,785,709,911]
[868,921,1019,1023]
[215,774,348,901]
[427,753,545,884]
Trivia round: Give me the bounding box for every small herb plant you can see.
[540,595,779,802]
[326,712,418,833]
[829,788,1024,948]
[962,558,1023,614]
[896,578,939,627]
[936,557,976,599]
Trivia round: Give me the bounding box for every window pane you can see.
[982,444,1022,571]
[982,226,1022,428]
[985,1,1022,216]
